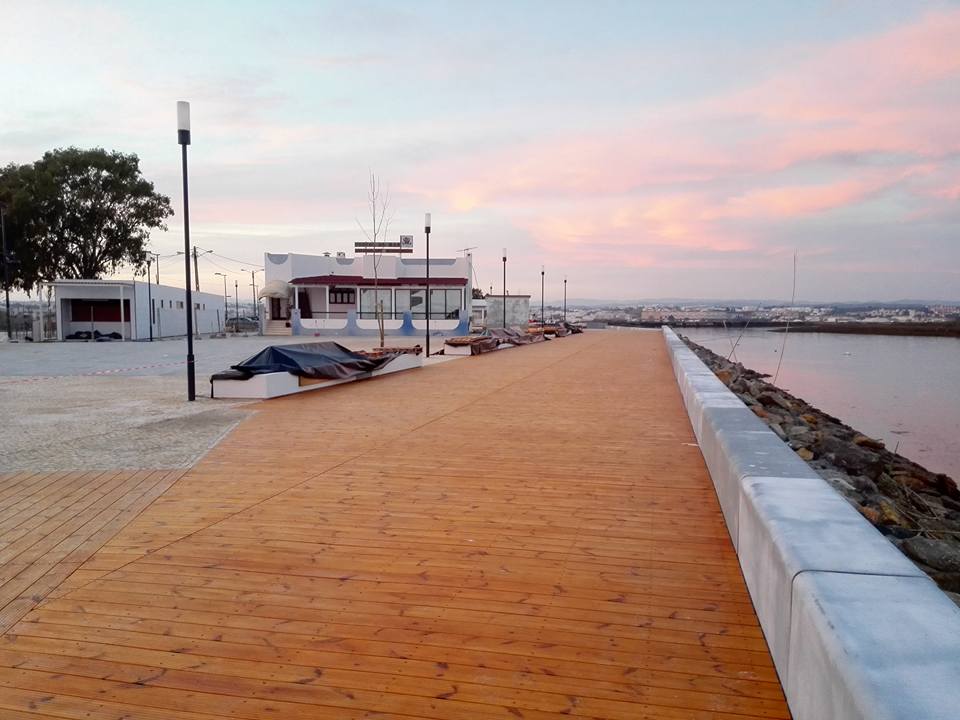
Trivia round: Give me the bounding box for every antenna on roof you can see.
[456,247,478,256]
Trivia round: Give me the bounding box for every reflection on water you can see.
[681,328,960,480]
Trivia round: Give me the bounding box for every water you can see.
[681,327,960,480]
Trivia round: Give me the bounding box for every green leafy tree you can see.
[0,147,173,294]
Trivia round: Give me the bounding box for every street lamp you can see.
[563,275,567,322]
[424,212,431,357]
[214,272,228,333]
[177,100,196,401]
[1,203,16,341]
[243,268,263,335]
[502,247,507,329]
[234,279,240,333]
[540,265,545,333]
[145,256,154,342]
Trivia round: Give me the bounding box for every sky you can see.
[2,0,959,303]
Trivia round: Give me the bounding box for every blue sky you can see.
[3,0,959,301]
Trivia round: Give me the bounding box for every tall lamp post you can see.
[177,101,196,401]
[145,256,154,342]
[502,248,507,329]
[148,251,160,284]
[424,212,431,357]
[540,265,545,332]
[563,275,567,322]
[234,279,240,333]
[1,203,15,340]
[214,272,228,333]
[243,268,262,335]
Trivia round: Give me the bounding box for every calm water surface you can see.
[681,328,960,480]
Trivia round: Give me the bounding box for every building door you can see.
[297,291,312,319]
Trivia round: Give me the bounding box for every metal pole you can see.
[1,206,11,340]
[502,248,506,329]
[146,258,153,341]
[119,284,125,342]
[234,280,239,333]
[192,247,200,292]
[563,276,567,322]
[180,138,196,400]
[425,214,431,357]
[540,266,545,333]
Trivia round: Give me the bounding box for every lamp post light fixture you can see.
[177,100,196,401]
[540,265,545,332]
[424,212,431,357]
[502,247,507,329]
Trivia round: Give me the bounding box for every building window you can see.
[176,301,184,310]
[395,289,426,318]
[329,287,356,305]
[359,289,393,319]
[429,289,462,319]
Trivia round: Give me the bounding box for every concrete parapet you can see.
[661,325,960,720]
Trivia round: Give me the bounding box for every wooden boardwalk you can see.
[0,469,185,634]
[0,331,789,719]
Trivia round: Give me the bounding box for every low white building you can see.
[50,279,225,341]
[485,294,531,329]
[260,252,472,336]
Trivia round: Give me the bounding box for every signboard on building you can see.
[354,234,414,254]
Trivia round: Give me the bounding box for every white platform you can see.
[211,353,422,399]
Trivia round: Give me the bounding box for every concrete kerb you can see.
[739,475,924,674]
[661,326,960,720]
[788,573,960,720]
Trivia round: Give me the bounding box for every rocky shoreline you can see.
[680,335,960,605]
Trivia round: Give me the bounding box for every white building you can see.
[484,294,531,329]
[50,279,225,341]
[259,252,472,336]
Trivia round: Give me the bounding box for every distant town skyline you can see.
[3,1,959,301]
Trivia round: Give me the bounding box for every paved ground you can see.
[0,331,788,719]
[0,335,442,472]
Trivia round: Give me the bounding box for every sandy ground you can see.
[0,334,451,472]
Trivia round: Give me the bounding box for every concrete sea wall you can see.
[662,326,960,720]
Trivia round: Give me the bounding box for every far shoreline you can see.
[604,320,960,338]
[767,321,960,338]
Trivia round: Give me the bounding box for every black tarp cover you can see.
[227,342,397,380]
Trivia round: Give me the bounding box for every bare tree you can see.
[356,171,393,348]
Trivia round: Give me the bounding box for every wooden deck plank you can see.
[0,470,187,633]
[0,332,790,718]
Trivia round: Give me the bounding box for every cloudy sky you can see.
[3,0,959,302]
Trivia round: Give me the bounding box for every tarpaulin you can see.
[224,342,398,380]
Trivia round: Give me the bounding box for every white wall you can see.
[54,281,225,340]
[145,283,225,338]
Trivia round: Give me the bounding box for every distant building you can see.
[50,279,225,341]
[260,252,472,336]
